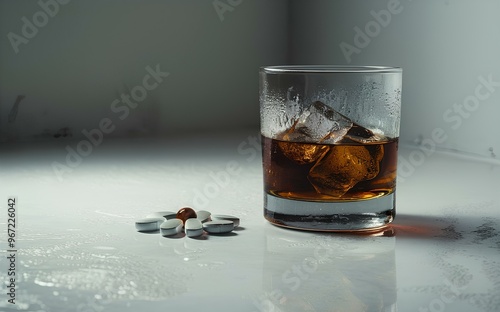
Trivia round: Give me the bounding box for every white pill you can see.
[196,210,211,223]
[203,220,234,234]
[212,214,240,227]
[185,219,203,237]
[135,217,165,232]
[147,211,177,220]
[160,219,183,237]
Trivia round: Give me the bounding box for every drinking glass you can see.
[260,65,402,231]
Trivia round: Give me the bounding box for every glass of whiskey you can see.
[260,66,402,232]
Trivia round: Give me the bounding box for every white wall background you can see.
[1,0,499,161]
[0,0,288,140]
[289,0,500,160]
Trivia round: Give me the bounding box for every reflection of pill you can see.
[135,217,165,232]
[212,214,240,227]
[196,210,211,223]
[185,219,203,238]
[147,211,177,219]
[203,220,234,234]
[160,219,183,237]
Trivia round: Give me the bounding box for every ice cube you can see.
[343,123,386,144]
[283,101,353,144]
[308,144,384,197]
[277,140,329,165]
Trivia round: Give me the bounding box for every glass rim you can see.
[260,65,402,74]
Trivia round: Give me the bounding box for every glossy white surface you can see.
[1,132,499,312]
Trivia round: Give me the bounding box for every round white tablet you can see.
[211,214,240,228]
[203,220,234,234]
[135,217,165,232]
[196,210,211,223]
[160,219,183,237]
[147,211,177,220]
[185,219,203,237]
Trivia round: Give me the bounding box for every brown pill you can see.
[176,207,197,224]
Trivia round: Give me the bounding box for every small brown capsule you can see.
[176,207,197,224]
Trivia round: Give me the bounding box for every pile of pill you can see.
[135,207,240,238]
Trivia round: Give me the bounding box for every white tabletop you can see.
[1,131,499,312]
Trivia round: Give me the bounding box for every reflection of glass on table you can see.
[259,227,397,311]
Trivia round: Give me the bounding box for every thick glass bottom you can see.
[264,192,396,232]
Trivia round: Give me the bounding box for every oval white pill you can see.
[160,219,183,237]
[211,214,240,228]
[147,211,177,220]
[135,217,165,232]
[185,219,203,237]
[203,220,234,234]
[196,210,211,223]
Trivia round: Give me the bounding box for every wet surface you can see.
[0,133,499,311]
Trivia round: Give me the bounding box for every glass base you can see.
[264,192,396,232]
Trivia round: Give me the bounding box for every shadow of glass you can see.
[391,213,500,244]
